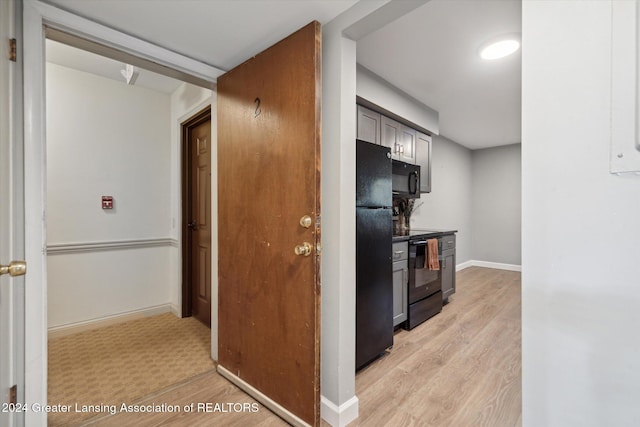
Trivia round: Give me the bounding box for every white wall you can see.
[411,135,473,263]
[471,143,521,266]
[46,63,172,328]
[410,138,522,268]
[522,1,640,425]
[321,15,359,427]
[47,249,171,327]
[356,64,439,135]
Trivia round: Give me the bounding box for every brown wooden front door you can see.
[183,109,212,327]
[217,22,321,426]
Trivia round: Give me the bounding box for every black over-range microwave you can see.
[392,160,420,199]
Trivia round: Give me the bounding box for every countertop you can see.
[392,228,457,242]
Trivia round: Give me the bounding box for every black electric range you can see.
[396,228,458,329]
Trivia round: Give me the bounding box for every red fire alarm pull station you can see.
[102,196,114,209]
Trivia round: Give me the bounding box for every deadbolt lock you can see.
[299,215,312,228]
[294,242,313,257]
[0,260,27,277]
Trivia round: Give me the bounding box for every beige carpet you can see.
[48,313,215,426]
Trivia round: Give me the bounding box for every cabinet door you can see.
[416,131,432,193]
[357,105,381,145]
[441,248,456,301]
[392,260,408,326]
[398,125,416,164]
[381,116,401,158]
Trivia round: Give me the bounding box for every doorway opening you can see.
[181,106,212,327]
[43,35,216,426]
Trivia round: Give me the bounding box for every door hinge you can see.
[9,384,17,405]
[9,38,17,62]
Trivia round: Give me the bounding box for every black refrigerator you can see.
[356,139,393,370]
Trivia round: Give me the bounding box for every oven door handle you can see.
[411,240,428,245]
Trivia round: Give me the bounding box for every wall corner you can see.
[321,395,359,427]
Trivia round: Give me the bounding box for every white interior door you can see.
[1,1,25,426]
[1,0,14,421]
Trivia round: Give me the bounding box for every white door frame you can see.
[22,2,222,425]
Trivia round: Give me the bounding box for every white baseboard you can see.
[170,304,181,317]
[48,303,173,339]
[457,260,521,272]
[456,260,474,271]
[321,395,359,427]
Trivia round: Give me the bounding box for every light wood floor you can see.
[351,267,521,427]
[80,267,521,427]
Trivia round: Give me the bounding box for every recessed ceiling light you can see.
[479,35,520,60]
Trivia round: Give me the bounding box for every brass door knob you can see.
[0,260,27,277]
[299,215,312,228]
[294,242,313,256]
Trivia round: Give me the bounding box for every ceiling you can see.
[43,0,359,71]
[357,0,522,149]
[43,0,521,150]
[46,39,184,94]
